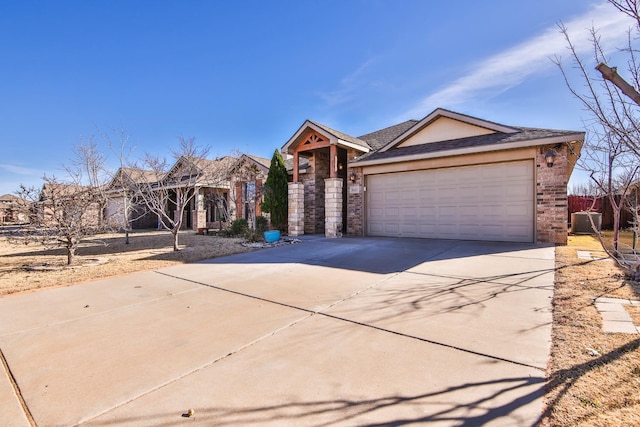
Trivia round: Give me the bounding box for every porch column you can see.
[325,177,343,238]
[193,187,206,231]
[288,182,304,236]
[293,151,299,183]
[329,144,337,178]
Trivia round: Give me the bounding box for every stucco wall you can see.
[397,117,495,147]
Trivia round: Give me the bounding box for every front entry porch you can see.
[285,127,351,238]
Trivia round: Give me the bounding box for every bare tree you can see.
[11,137,113,265]
[130,137,234,251]
[228,155,265,230]
[554,0,640,278]
[99,126,147,244]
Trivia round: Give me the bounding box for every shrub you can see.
[255,216,268,234]
[227,218,249,237]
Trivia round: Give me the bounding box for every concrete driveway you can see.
[0,236,555,426]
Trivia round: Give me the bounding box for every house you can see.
[282,108,584,244]
[231,154,270,225]
[104,167,161,229]
[37,183,103,229]
[105,154,271,231]
[0,194,28,224]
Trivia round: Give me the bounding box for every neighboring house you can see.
[0,194,28,224]
[105,154,271,231]
[38,183,102,228]
[231,154,270,225]
[282,108,585,244]
[104,167,160,229]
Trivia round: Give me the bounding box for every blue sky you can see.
[0,0,633,195]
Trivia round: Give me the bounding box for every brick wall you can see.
[314,151,329,232]
[346,167,364,235]
[536,145,569,244]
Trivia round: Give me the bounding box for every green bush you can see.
[228,218,249,237]
[255,216,268,234]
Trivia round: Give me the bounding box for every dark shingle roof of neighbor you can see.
[353,126,584,163]
[284,157,310,173]
[244,154,271,169]
[357,120,420,151]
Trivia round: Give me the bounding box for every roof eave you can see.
[282,120,334,154]
[352,133,585,167]
[337,138,370,153]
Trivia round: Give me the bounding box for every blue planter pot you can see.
[264,230,281,243]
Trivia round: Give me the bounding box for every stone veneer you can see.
[288,182,304,236]
[536,145,569,245]
[324,178,343,237]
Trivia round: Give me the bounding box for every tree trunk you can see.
[172,229,179,251]
[67,237,76,265]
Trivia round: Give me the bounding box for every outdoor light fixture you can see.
[349,171,357,182]
[545,149,556,168]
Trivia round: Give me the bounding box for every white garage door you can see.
[366,161,534,242]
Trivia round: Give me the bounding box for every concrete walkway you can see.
[0,237,555,426]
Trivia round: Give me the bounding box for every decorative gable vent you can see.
[304,134,324,145]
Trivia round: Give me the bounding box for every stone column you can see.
[325,178,343,238]
[193,188,206,230]
[288,182,304,236]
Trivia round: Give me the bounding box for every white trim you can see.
[337,138,371,153]
[353,134,584,167]
[282,121,370,154]
[282,121,337,154]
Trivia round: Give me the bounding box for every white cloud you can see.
[318,58,376,106]
[402,2,632,119]
[0,163,41,176]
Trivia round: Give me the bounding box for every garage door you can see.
[366,161,534,242]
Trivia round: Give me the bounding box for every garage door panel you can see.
[366,161,534,242]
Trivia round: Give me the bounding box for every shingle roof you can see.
[0,193,20,201]
[192,156,237,183]
[120,167,159,183]
[353,126,584,163]
[358,120,419,151]
[285,157,310,173]
[245,154,271,169]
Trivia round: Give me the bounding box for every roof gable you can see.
[282,120,371,154]
[380,108,518,152]
[396,116,497,148]
[232,154,270,177]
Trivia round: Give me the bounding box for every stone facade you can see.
[324,178,343,237]
[536,145,569,245]
[288,182,304,236]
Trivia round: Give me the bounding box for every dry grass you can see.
[601,229,638,253]
[543,234,640,426]
[0,230,256,297]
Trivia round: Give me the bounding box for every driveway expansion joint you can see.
[0,346,36,426]
[156,270,546,372]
